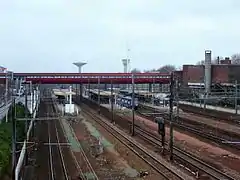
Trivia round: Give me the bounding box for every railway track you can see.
[81,104,189,180]
[35,95,98,180]
[47,100,70,180]
[51,98,99,180]
[179,103,240,126]
[135,126,235,180]
[137,109,240,151]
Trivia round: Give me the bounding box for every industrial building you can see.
[180,51,240,91]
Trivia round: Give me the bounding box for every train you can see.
[116,95,139,110]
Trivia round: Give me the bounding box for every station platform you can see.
[141,103,240,136]
[139,102,179,114]
[101,103,132,114]
[179,101,240,115]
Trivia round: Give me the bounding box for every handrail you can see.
[15,91,40,180]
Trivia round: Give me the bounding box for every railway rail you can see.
[77,98,239,179]
[137,107,240,151]
[35,95,99,180]
[47,116,69,180]
[135,126,235,180]
[179,103,240,126]
[81,104,187,180]
[51,98,99,180]
[36,99,70,180]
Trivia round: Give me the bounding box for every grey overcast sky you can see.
[0,0,239,73]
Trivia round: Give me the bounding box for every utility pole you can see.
[24,85,28,166]
[131,74,135,136]
[11,98,16,180]
[111,80,114,123]
[235,80,238,114]
[176,79,179,123]
[88,78,90,99]
[98,76,100,114]
[152,77,155,106]
[169,72,174,160]
[5,71,8,122]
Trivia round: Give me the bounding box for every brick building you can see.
[182,57,240,87]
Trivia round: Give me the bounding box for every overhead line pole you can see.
[131,73,135,136]
[12,98,16,180]
[111,80,114,123]
[235,80,238,114]
[98,76,100,114]
[169,72,174,161]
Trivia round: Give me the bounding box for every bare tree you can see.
[196,60,204,65]
[144,65,176,73]
[231,53,240,64]
[211,56,224,64]
[157,64,176,73]
[131,68,141,73]
[143,68,157,72]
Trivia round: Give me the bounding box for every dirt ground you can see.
[70,114,162,180]
[129,114,240,179]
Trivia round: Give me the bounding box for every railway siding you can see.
[179,103,240,123]
[140,103,240,138]
[76,98,240,179]
[81,105,193,180]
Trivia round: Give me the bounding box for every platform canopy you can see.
[52,88,76,96]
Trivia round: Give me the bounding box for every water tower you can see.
[73,62,87,73]
[73,62,87,99]
[122,59,130,73]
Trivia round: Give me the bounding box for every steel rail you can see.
[81,105,185,180]
[47,117,55,180]
[135,126,235,180]
[54,116,69,180]
[51,98,90,180]
[67,120,99,180]
[137,110,240,150]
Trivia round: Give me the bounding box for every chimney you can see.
[204,50,212,94]
[216,56,220,64]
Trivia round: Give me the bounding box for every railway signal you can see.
[155,117,165,153]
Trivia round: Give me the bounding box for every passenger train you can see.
[116,96,139,110]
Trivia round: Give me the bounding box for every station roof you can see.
[89,89,116,96]
[53,88,76,96]
[120,89,154,96]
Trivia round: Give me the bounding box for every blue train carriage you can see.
[116,96,139,110]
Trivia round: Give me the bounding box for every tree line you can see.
[131,64,176,73]
[196,53,240,65]
[131,53,240,73]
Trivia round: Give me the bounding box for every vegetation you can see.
[0,102,27,177]
[131,64,177,73]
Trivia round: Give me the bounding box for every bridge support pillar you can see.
[80,84,82,101]
[149,83,152,92]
